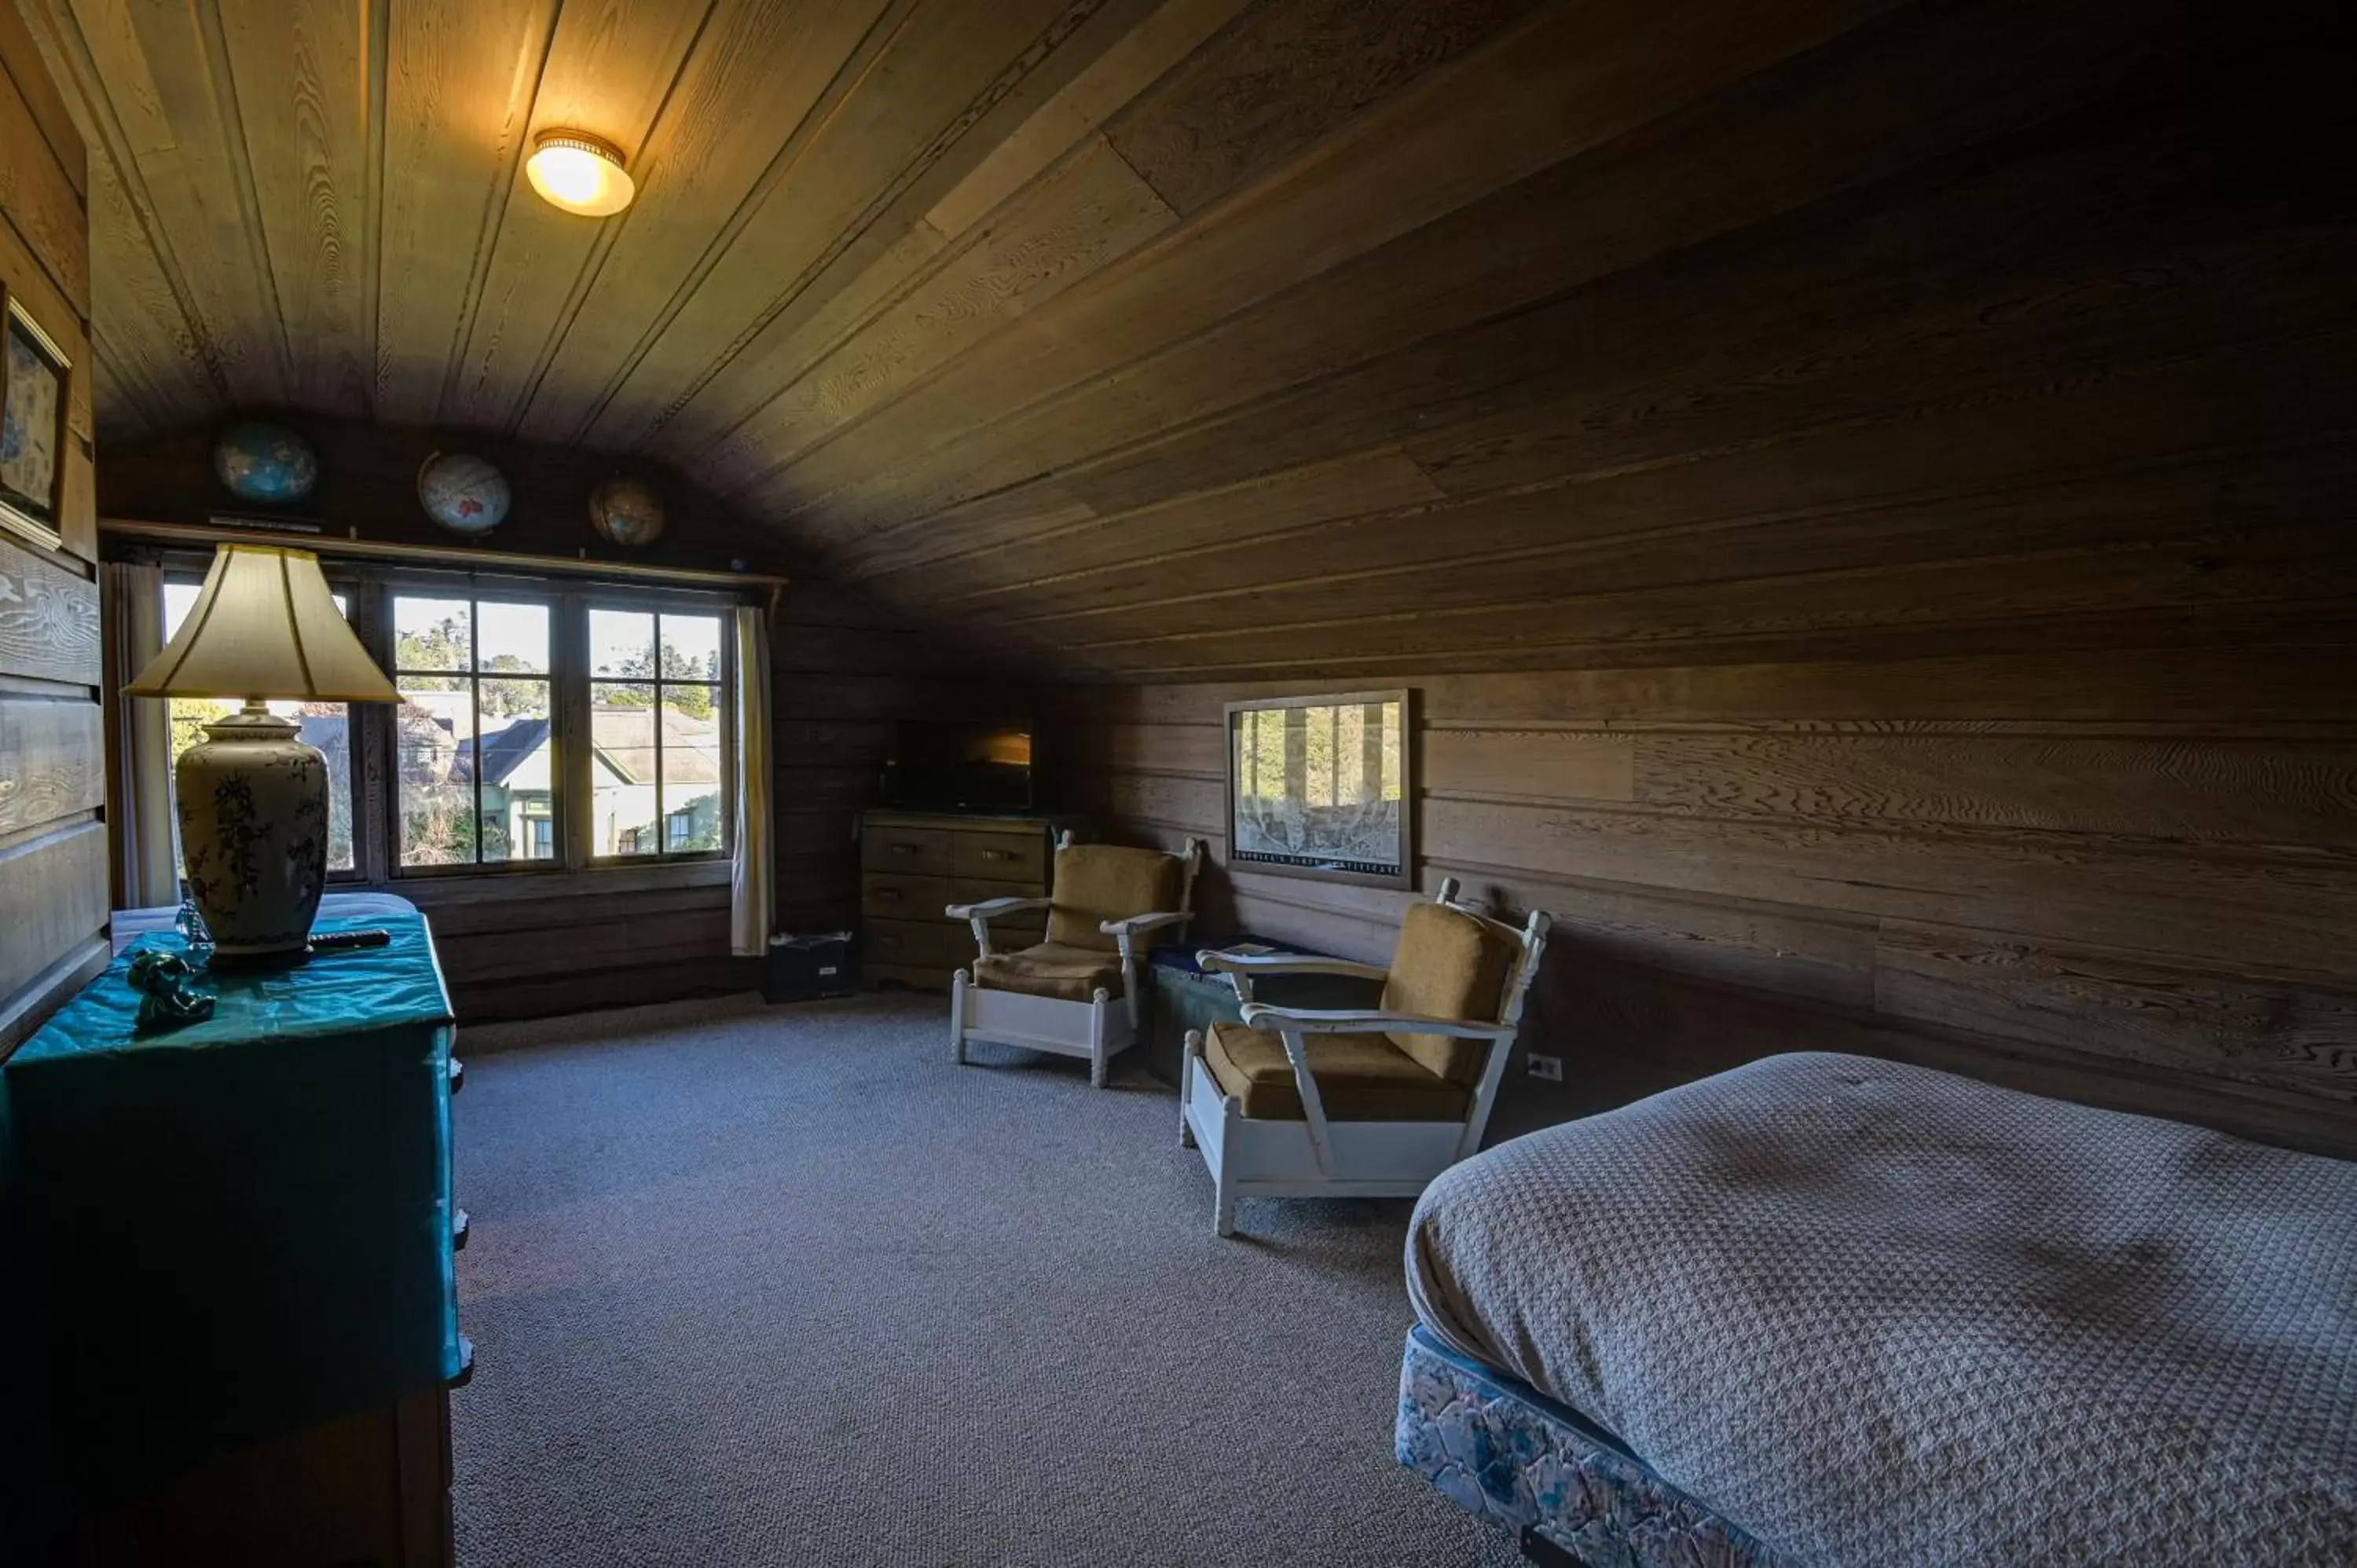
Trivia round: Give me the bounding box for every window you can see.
[586,606,727,859]
[394,595,554,867]
[163,581,357,874]
[151,566,734,882]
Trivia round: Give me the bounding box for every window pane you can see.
[591,682,660,855]
[475,679,552,863]
[395,597,471,672]
[164,584,354,873]
[589,609,655,678]
[660,691,724,855]
[476,601,549,675]
[660,612,723,683]
[397,690,471,866]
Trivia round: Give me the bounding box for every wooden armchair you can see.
[948,834,1205,1087]
[1180,879,1550,1236]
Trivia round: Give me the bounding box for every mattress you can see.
[1404,1052,2357,1567]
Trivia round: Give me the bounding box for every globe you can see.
[211,420,319,504]
[588,474,665,548]
[416,451,510,536]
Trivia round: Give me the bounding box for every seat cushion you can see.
[1381,901,1519,1084]
[1046,843,1183,951]
[971,942,1124,1003]
[1200,1020,1471,1123]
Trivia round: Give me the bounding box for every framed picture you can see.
[1224,689,1412,889]
[0,288,72,551]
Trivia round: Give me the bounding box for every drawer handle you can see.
[879,935,901,947]
[877,888,900,901]
[984,848,1013,861]
[890,843,919,855]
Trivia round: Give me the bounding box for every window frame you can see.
[577,589,735,870]
[382,582,564,879]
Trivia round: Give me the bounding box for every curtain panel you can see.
[729,604,775,957]
[102,561,179,909]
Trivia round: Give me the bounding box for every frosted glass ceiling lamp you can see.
[526,129,636,217]
[125,545,400,965]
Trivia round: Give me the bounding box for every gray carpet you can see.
[450,992,1523,1567]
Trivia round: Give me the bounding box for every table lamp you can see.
[123,544,400,964]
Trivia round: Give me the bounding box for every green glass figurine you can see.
[128,949,216,1031]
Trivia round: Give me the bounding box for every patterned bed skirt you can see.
[1395,1327,1782,1568]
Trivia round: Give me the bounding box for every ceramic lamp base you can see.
[174,702,331,961]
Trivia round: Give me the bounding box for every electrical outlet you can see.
[1525,1053,1563,1083]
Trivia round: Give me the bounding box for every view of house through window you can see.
[162,577,729,877]
[394,595,554,867]
[162,581,357,873]
[588,606,726,857]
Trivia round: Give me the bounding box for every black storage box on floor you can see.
[764,932,857,1003]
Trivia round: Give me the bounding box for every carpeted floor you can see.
[450,992,1522,1567]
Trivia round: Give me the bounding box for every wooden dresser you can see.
[859,811,1083,991]
[7,899,462,1566]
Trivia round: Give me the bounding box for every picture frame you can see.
[1223,688,1413,889]
[0,288,71,552]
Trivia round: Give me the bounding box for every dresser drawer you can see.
[862,871,951,922]
[863,824,951,876]
[863,918,974,973]
[953,830,1046,885]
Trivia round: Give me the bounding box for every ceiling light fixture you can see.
[526,129,635,217]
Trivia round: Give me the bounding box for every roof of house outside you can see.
[454,705,721,788]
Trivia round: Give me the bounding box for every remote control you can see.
[310,929,393,951]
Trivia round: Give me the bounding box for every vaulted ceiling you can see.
[16,0,2348,679]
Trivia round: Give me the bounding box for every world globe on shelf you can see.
[588,473,665,548]
[211,420,319,504]
[416,451,511,536]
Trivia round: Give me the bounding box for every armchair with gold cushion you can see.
[948,834,1206,1088]
[1180,880,1550,1236]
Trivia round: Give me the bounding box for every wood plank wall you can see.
[0,4,103,1055]
[772,582,1031,935]
[1045,649,2357,1158]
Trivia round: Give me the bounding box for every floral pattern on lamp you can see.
[176,710,333,958]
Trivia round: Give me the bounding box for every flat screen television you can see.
[882,721,1033,811]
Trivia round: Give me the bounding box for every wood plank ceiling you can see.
[16,0,2349,680]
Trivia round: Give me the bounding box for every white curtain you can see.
[103,561,180,908]
[730,603,775,956]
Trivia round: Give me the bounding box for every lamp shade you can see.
[124,544,399,702]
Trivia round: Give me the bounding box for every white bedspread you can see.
[1406,1052,2357,1566]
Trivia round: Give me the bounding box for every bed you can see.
[1395,1052,2357,1566]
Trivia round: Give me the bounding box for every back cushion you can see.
[1047,844,1184,951]
[1381,901,1518,1084]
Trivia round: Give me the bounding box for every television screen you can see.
[886,722,1033,810]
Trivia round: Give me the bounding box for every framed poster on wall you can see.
[0,288,71,551]
[1223,689,1412,889]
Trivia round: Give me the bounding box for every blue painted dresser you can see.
[2,903,465,1563]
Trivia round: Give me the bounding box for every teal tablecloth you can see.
[2,912,462,1505]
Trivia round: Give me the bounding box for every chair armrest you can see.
[1237,1004,1515,1040]
[1100,910,1189,939]
[944,896,1051,921]
[1195,951,1391,982]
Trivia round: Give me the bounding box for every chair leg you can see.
[1089,990,1111,1088]
[949,969,968,1065]
[1179,1031,1201,1148]
[1211,1094,1242,1236]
